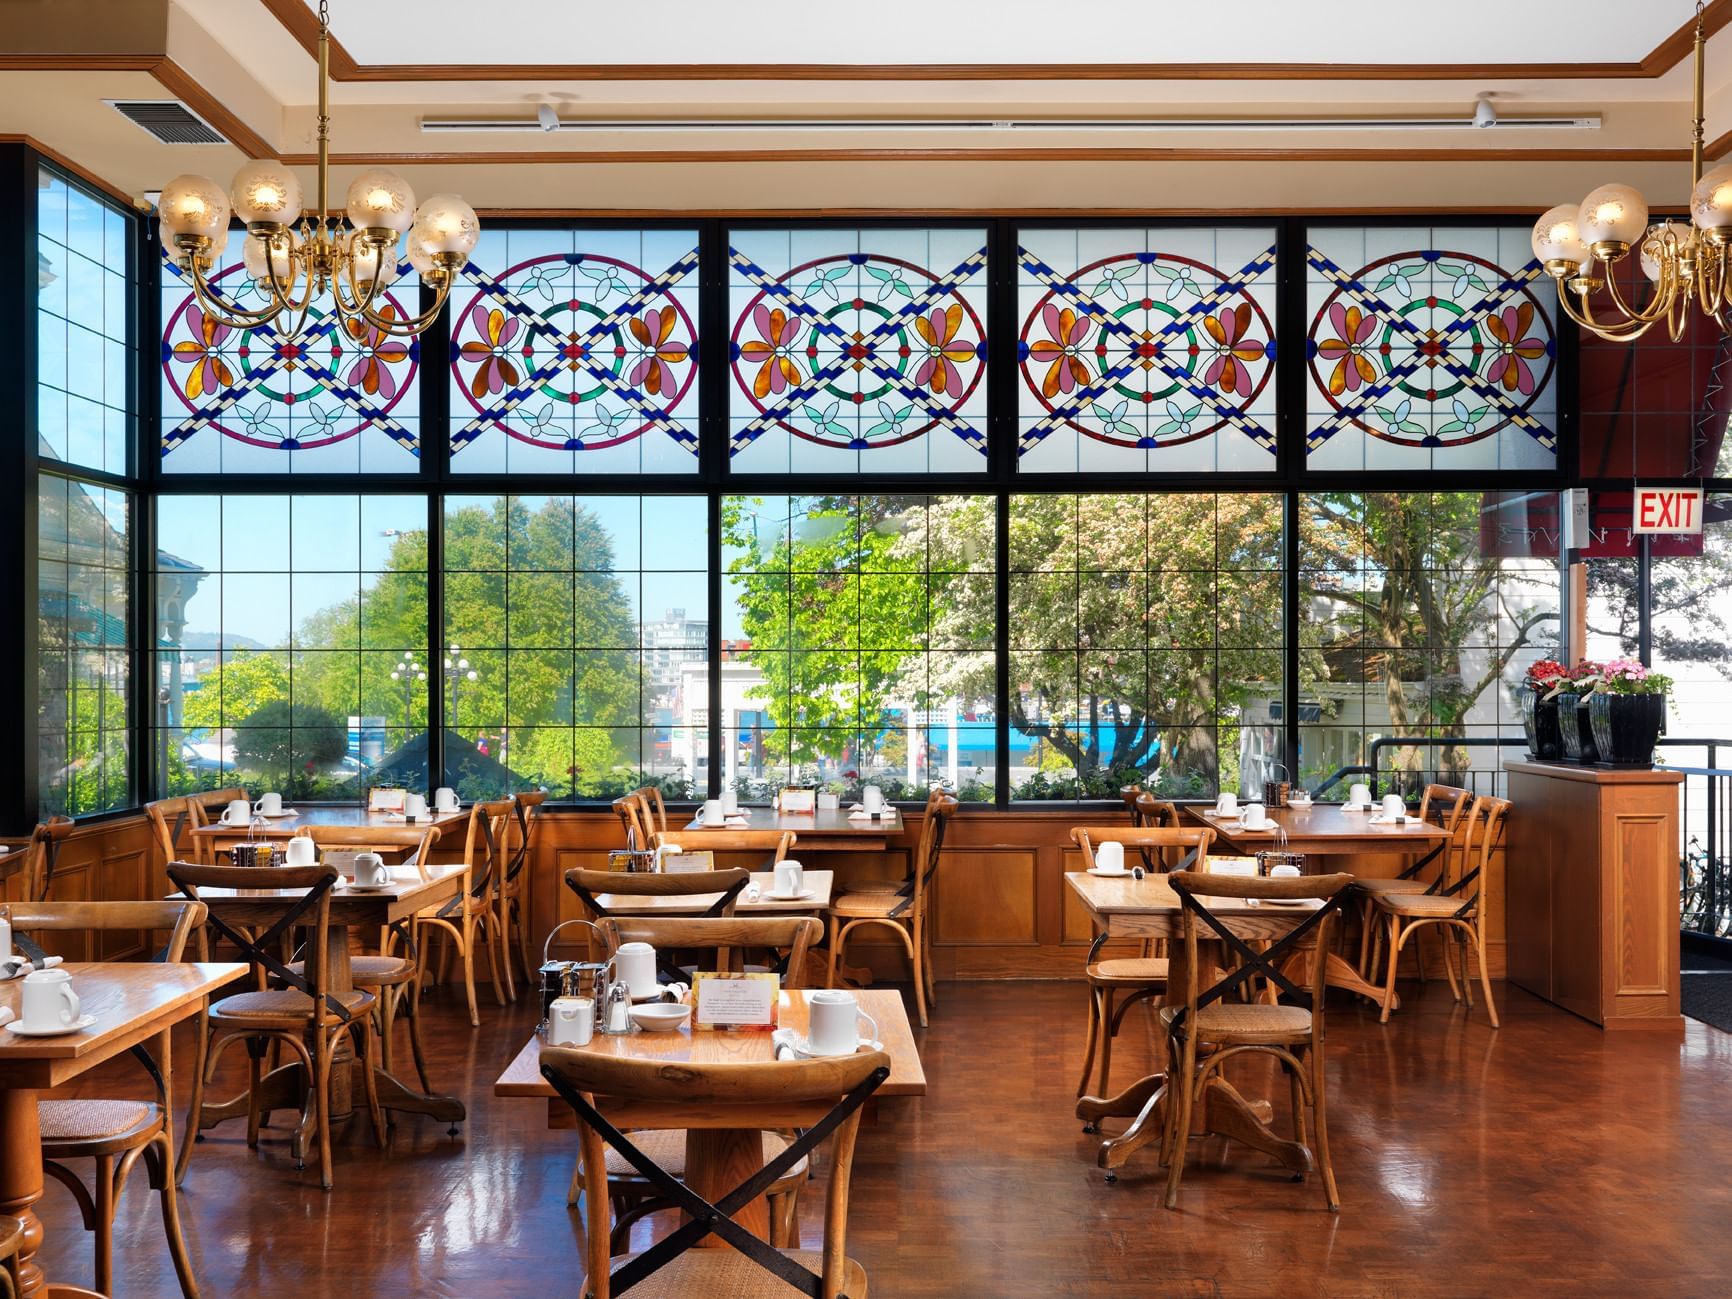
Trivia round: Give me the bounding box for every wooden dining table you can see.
[496,987,924,1242]
[188,805,467,858]
[1066,870,1326,1179]
[1,961,246,1299]
[681,805,902,851]
[177,863,470,1141]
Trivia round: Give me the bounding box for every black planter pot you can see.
[1587,692,1667,767]
[1556,692,1599,764]
[1517,685,1563,761]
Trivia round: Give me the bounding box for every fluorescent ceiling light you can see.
[421,113,1600,134]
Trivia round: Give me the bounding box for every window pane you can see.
[722,495,996,800]
[727,229,989,474]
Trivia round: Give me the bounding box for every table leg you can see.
[1282,948,1393,1010]
[684,1129,770,1248]
[1,1088,47,1298]
[371,1069,465,1126]
[1201,1077,1312,1175]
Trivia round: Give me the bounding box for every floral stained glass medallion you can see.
[1304,227,1557,470]
[159,253,421,474]
[448,228,700,475]
[1016,227,1278,473]
[727,228,989,473]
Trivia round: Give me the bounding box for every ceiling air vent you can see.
[106,101,226,146]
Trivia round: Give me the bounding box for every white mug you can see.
[774,859,804,896]
[616,941,659,1000]
[255,791,283,816]
[1216,792,1239,817]
[284,834,315,867]
[404,793,429,821]
[701,799,725,827]
[1348,783,1373,808]
[352,852,390,888]
[548,995,594,1047]
[220,798,253,827]
[433,787,459,812]
[1095,841,1126,875]
[1241,803,1268,830]
[21,967,80,1032]
[807,989,878,1056]
[1382,794,1406,820]
[720,788,740,815]
[862,785,885,814]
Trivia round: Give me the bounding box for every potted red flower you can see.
[1516,658,1569,760]
[1549,660,1603,764]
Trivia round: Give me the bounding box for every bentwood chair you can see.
[184,788,247,864]
[0,1215,21,1299]
[611,793,649,849]
[565,867,753,925]
[1354,782,1473,978]
[830,787,947,900]
[1372,794,1508,1028]
[1162,869,1356,1211]
[23,816,76,902]
[1069,826,1215,1100]
[10,900,206,1297]
[415,798,514,1027]
[649,828,797,872]
[826,793,957,1028]
[543,1043,890,1299]
[170,861,380,1190]
[569,916,826,1245]
[632,785,671,838]
[501,790,548,990]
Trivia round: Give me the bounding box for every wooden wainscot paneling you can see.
[932,849,1038,946]
[22,814,157,962]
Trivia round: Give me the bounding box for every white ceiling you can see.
[310,0,1700,68]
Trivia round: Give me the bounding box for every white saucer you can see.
[258,809,300,819]
[1339,803,1371,812]
[764,889,816,901]
[343,881,394,892]
[1086,867,1133,877]
[773,1030,884,1059]
[1263,898,1314,908]
[6,1013,99,1037]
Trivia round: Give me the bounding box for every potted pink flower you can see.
[1587,658,1672,766]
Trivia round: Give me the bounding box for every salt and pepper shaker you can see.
[603,978,635,1035]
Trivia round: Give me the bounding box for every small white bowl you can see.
[629,1003,692,1032]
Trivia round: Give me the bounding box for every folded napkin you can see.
[0,953,63,981]
[1369,814,1421,825]
[848,808,894,821]
[742,883,762,902]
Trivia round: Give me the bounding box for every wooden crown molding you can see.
[0,134,138,207]
[263,0,1732,83]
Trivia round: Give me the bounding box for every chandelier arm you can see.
[1560,285,1658,341]
[185,263,289,330]
[1695,245,1728,319]
[1602,270,1676,326]
[357,274,455,337]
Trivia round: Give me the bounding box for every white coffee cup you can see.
[774,859,805,896]
[548,995,594,1047]
[284,834,315,867]
[862,785,885,814]
[1216,792,1239,818]
[720,788,740,815]
[404,793,429,821]
[1269,863,1302,879]
[434,787,459,812]
[21,967,80,1032]
[1348,783,1373,807]
[616,941,659,1000]
[1095,840,1126,875]
[352,852,390,888]
[1382,793,1406,821]
[701,799,725,826]
[255,791,283,816]
[220,798,253,827]
[807,988,879,1056]
[1242,803,1268,830]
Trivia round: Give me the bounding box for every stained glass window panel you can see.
[1304,226,1558,471]
[159,250,421,474]
[727,229,989,474]
[1016,227,1278,473]
[448,228,700,475]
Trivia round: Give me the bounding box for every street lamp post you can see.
[444,644,479,733]
[390,654,425,729]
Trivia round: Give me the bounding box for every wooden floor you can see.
[30,975,1732,1298]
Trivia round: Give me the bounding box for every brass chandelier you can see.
[154,0,477,341]
[1532,1,1732,342]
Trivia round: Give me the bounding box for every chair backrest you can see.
[144,797,187,872]
[507,789,548,882]
[1442,794,1509,916]
[565,866,753,919]
[906,793,957,915]
[611,792,647,849]
[1071,825,1214,874]
[1167,869,1355,1034]
[634,785,670,837]
[541,1045,889,1299]
[7,899,207,963]
[1417,782,1474,866]
[24,816,76,902]
[1121,787,1178,832]
[458,798,514,899]
[166,861,347,1021]
[599,916,824,983]
[304,824,437,878]
[185,787,247,864]
[652,829,796,865]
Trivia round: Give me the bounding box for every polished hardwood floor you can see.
[31,975,1732,1298]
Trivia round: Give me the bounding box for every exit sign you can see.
[1633,486,1705,535]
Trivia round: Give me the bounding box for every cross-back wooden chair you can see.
[168,861,380,1190]
[632,785,670,838]
[565,867,754,924]
[501,790,548,990]
[649,828,796,871]
[23,816,76,902]
[1371,794,1508,1028]
[610,793,648,849]
[1162,868,1357,1211]
[825,793,957,1028]
[1354,782,1474,977]
[567,916,826,1243]
[0,1215,21,1299]
[835,788,945,901]
[8,900,206,1296]
[414,798,514,1027]
[542,1045,890,1299]
[184,788,247,864]
[144,797,190,873]
[1069,826,1215,1101]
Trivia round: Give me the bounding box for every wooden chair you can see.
[649,829,796,870]
[501,790,547,992]
[23,816,76,902]
[1371,794,1508,1028]
[825,793,957,1028]
[414,798,514,1027]
[1070,826,1215,1101]
[632,785,670,838]
[568,917,826,1245]
[835,788,945,899]
[1162,868,1356,1211]
[1120,786,1179,834]
[0,1215,22,1299]
[184,788,247,864]
[542,1043,890,1299]
[169,861,380,1190]
[565,867,754,922]
[610,793,648,849]
[9,900,206,1296]
[144,797,189,872]
[1355,782,1474,978]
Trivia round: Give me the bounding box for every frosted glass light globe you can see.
[345,170,417,235]
[1577,183,1649,246]
[158,174,230,240]
[1531,204,1593,267]
[405,227,439,276]
[1690,163,1732,230]
[243,231,298,283]
[348,238,401,289]
[230,160,303,226]
[1639,222,1687,283]
[412,194,480,257]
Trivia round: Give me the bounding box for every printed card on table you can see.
[778,787,816,814]
[692,971,780,1030]
[1205,855,1260,877]
[663,849,715,875]
[368,787,407,812]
